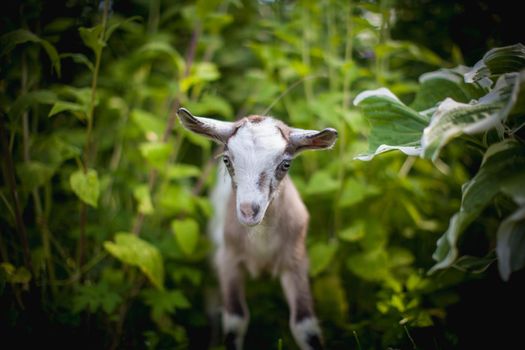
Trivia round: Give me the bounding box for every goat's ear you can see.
[289,127,338,154]
[177,108,235,144]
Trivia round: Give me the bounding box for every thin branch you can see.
[0,114,33,274]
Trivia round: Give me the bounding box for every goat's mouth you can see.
[238,215,263,227]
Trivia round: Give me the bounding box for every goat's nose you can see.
[240,203,260,218]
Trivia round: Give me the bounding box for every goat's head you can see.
[178,108,337,227]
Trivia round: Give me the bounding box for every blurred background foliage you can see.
[1,0,523,349]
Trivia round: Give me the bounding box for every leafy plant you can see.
[355,44,525,280]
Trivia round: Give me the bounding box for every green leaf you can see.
[142,288,190,320]
[184,94,233,118]
[73,282,122,314]
[411,66,486,111]
[181,62,220,92]
[430,140,525,273]
[133,185,154,215]
[353,88,429,161]
[48,101,86,119]
[465,43,525,87]
[305,171,339,195]
[422,72,522,161]
[0,29,61,75]
[171,219,200,256]
[137,40,185,73]
[104,233,164,290]
[132,109,165,139]
[338,178,380,207]
[9,90,57,118]
[60,53,94,72]
[16,161,55,191]
[0,264,32,284]
[79,25,104,58]
[347,249,390,281]
[496,206,525,281]
[70,169,100,207]
[158,185,195,215]
[139,142,172,169]
[308,242,337,276]
[339,221,366,242]
[165,164,201,179]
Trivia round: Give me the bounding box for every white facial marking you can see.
[227,118,287,226]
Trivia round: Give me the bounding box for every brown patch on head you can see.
[257,172,267,191]
[246,115,266,123]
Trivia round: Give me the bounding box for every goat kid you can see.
[177,108,337,350]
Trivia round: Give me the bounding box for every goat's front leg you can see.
[280,266,323,350]
[216,247,249,350]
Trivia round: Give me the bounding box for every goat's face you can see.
[177,108,337,227]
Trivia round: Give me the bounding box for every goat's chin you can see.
[238,216,263,227]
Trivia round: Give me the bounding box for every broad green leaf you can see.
[9,90,57,118]
[48,101,86,119]
[496,206,525,281]
[353,88,429,161]
[171,218,200,256]
[132,109,165,139]
[430,140,525,273]
[181,62,220,92]
[184,94,233,118]
[305,171,339,195]
[339,220,366,242]
[104,16,141,42]
[422,72,522,161]
[16,161,55,191]
[465,44,525,87]
[104,233,164,290]
[70,169,100,207]
[158,185,195,215]
[137,40,185,73]
[347,249,389,281]
[1,29,42,56]
[60,53,94,72]
[139,142,172,169]
[411,66,486,111]
[142,288,190,320]
[308,242,337,276]
[0,29,61,75]
[133,185,154,215]
[165,164,201,179]
[79,25,104,58]
[31,135,81,166]
[338,178,380,207]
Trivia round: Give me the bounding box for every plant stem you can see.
[77,0,111,271]
[0,115,33,274]
[334,1,354,236]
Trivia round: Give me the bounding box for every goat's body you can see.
[209,165,321,350]
[178,109,336,350]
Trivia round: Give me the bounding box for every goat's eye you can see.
[279,160,291,172]
[223,156,231,167]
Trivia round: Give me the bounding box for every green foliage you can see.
[2,1,515,349]
[355,45,525,281]
[70,168,100,207]
[104,233,165,289]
